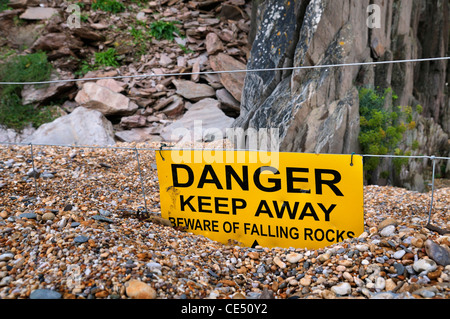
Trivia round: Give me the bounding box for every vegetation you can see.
[78,48,120,75]
[91,0,125,13]
[0,52,56,130]
[0,0,10,12]
[358,87,415,179]
[149,20,181,41]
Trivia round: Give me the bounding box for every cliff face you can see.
[234,0,449,191]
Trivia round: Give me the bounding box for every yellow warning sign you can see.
[156,150,364,249]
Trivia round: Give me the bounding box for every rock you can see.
[24,107,115,146]
[172,79,215,101]
[205,32,224,55]
[285,252,302,264]
[209,53,246,102]
[91,214,114,223]
[393,250,406,259]
[31,32,83,52]
[125,279,156,299]
[18,212,37,219]
[72,27,105,42]
[159,53,173,67]
[20,7,59,20]
[26,168,40,178]
[115,127,163,143]
[380,225,396,237]
[73,235,89,243]
[75,82,138,116]
[42,212,55,221]
[21,72,75,105]
[374,277,386,290]
[30,289,62,299]
[160,98,234,142]
[216,88,240,112]
[411,237,424,248]
[273,256,286,269]
[299,276,311,287]
[160,95,185,117]
[0,124,35,143]
[330,282,351,296]
[95,79,126,93]
[413,258,437,273]
[120,115,147,128]
[0,253,14,261]
[385,278,396,291]
[378,218,398,230]
[424,239,450,266]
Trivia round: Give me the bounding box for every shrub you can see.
[358,87,409,176]
[77,48,120,75]
[149,20,181,41]
[91,0,125,13]
[0,52,55,130]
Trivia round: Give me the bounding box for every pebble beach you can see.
[0,142,449,300]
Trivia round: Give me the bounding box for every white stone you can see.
[286,253,303,264]
[24,107,115,146]
[380,225,395,237]
[331,282,351,296]
[393,250,406,259]
[413,258,437,273]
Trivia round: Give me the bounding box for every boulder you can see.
[120,115,147,128]
[115,127,163,143]
[209,53,246,102]
[0,124,35,143]
[160,98,234,142]
[172,79,215,101]
[21,71,75,105]
[31,32,83,52]
[19,7,59,20]
[205,32,224,55]
[24,107,115,146]
[75,82,138,116]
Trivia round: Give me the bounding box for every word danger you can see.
[171,164,344,195]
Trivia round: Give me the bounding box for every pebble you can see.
[30,289,62,299]
[286,253,302,264]
[18,212,37,219]
[413,259,437,273]
[125,279,156,299]
[393,250,406,259]
[42,212,56,221]
[331,282,351,296]
[0,253,14,261]
[273,256,286,269]
[73,235,89,243]
[380,225,396,237]
[0,144,449,300]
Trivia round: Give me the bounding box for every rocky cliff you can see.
[234,0,449,191]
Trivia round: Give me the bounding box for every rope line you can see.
[0,56,448,85]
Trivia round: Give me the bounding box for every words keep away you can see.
[156,150,364,249]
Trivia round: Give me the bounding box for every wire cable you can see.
[0,56,448,85]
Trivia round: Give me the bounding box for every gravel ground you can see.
[0,142,449,299]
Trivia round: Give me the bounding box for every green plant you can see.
[94,48,120,67]
[77,48,120,75]
[91,0,125,13]
[178,44,193,54]
[0,0,10,12]
[0,52,56,130]
[358,87,409,177]
[149,20,181,41]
